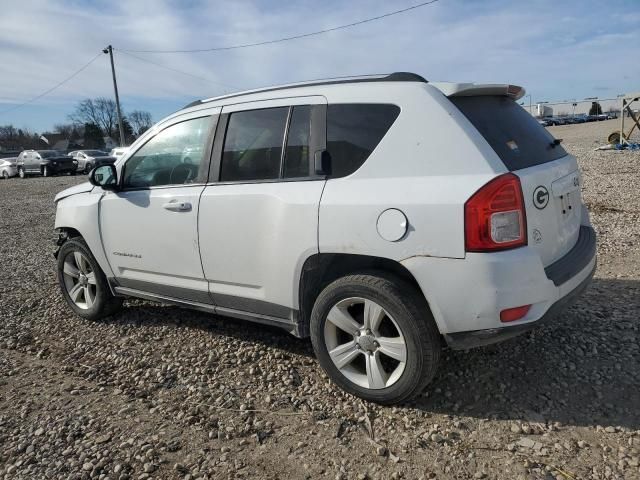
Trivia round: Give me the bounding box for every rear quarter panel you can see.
[319,84,506,261]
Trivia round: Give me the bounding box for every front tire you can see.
[310,273,441,405]
[57,237,123,320]
[43,166,50,177]
[1,170,8,179]
[18,167,25,178]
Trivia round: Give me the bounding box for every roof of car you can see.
[179,73,525,113]
[182,72,428,109]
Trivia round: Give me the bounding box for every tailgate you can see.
[449,94,583,267]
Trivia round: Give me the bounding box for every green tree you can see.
[121,117,135,145]
[589,102,603,116]
[84,123,105,149]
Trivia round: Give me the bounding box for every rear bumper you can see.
[443,260,595,349]
[401,225,597,349]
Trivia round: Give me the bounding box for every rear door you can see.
[450,95,582,265]
[27,152,38,173]
[198,96,327,316]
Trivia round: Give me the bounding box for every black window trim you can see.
[119,114,218,192]
[208,103,327,185]
[278,106,294,179]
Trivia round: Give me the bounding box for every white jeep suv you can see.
[53,73,596,404]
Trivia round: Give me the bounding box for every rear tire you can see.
[57,237,123,320]
[43,166,50,177]
[310,273,441,405]
[1,170,8,179]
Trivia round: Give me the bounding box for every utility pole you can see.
[103,45,126,147]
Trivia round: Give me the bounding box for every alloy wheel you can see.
[61,251,97,310]
[323,297,407,390]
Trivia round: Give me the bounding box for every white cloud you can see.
[0,0,638,130]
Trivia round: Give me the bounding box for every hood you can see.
[54,181,95,203]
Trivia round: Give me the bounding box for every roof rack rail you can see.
[181,72,427,109]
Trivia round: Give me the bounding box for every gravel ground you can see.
[1,119,639,480]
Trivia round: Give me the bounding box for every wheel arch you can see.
[54,193,115,279]
[298,253,439,337]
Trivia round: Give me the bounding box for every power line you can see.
[0,53,102,116]
[115,49,238,91]
[119,0,441,54]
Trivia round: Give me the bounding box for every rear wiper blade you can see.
[550,138,563,148]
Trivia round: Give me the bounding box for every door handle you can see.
[163,201,192,212]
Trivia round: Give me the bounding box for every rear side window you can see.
[450,95,567,170]
[327,104,400,178]
[221,107,289,182]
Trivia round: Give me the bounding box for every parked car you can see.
[542,116,564,126]
[69,150,116,174]
[53,73,596,404]
[16,150,77,178]
[109,147,128,159]
[0,157,18,179]
[537,119,551,127]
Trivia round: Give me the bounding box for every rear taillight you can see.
[465,173,527,252]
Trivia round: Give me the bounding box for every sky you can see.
[0,0,639,133]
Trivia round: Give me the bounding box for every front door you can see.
[99,111,219,303]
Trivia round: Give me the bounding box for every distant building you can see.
[522,97,623,118]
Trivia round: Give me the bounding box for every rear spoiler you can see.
[431,82,525,101]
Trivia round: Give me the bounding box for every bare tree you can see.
[0,125,40,150]
[128,110,153,137]
[53,123,83,139]
[69,98,118,138]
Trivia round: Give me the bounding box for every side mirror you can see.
[89,164,118,190]
[314,150,332,176]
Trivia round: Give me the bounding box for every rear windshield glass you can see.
[450,95,567,170]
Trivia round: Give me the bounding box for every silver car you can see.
[69,150,116,174]
[0,157,18,179]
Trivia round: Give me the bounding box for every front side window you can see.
[123,116,212,188]
[327,104,400,178]
[220,107,289,182]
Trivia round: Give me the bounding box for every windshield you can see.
[450,95,567,171]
